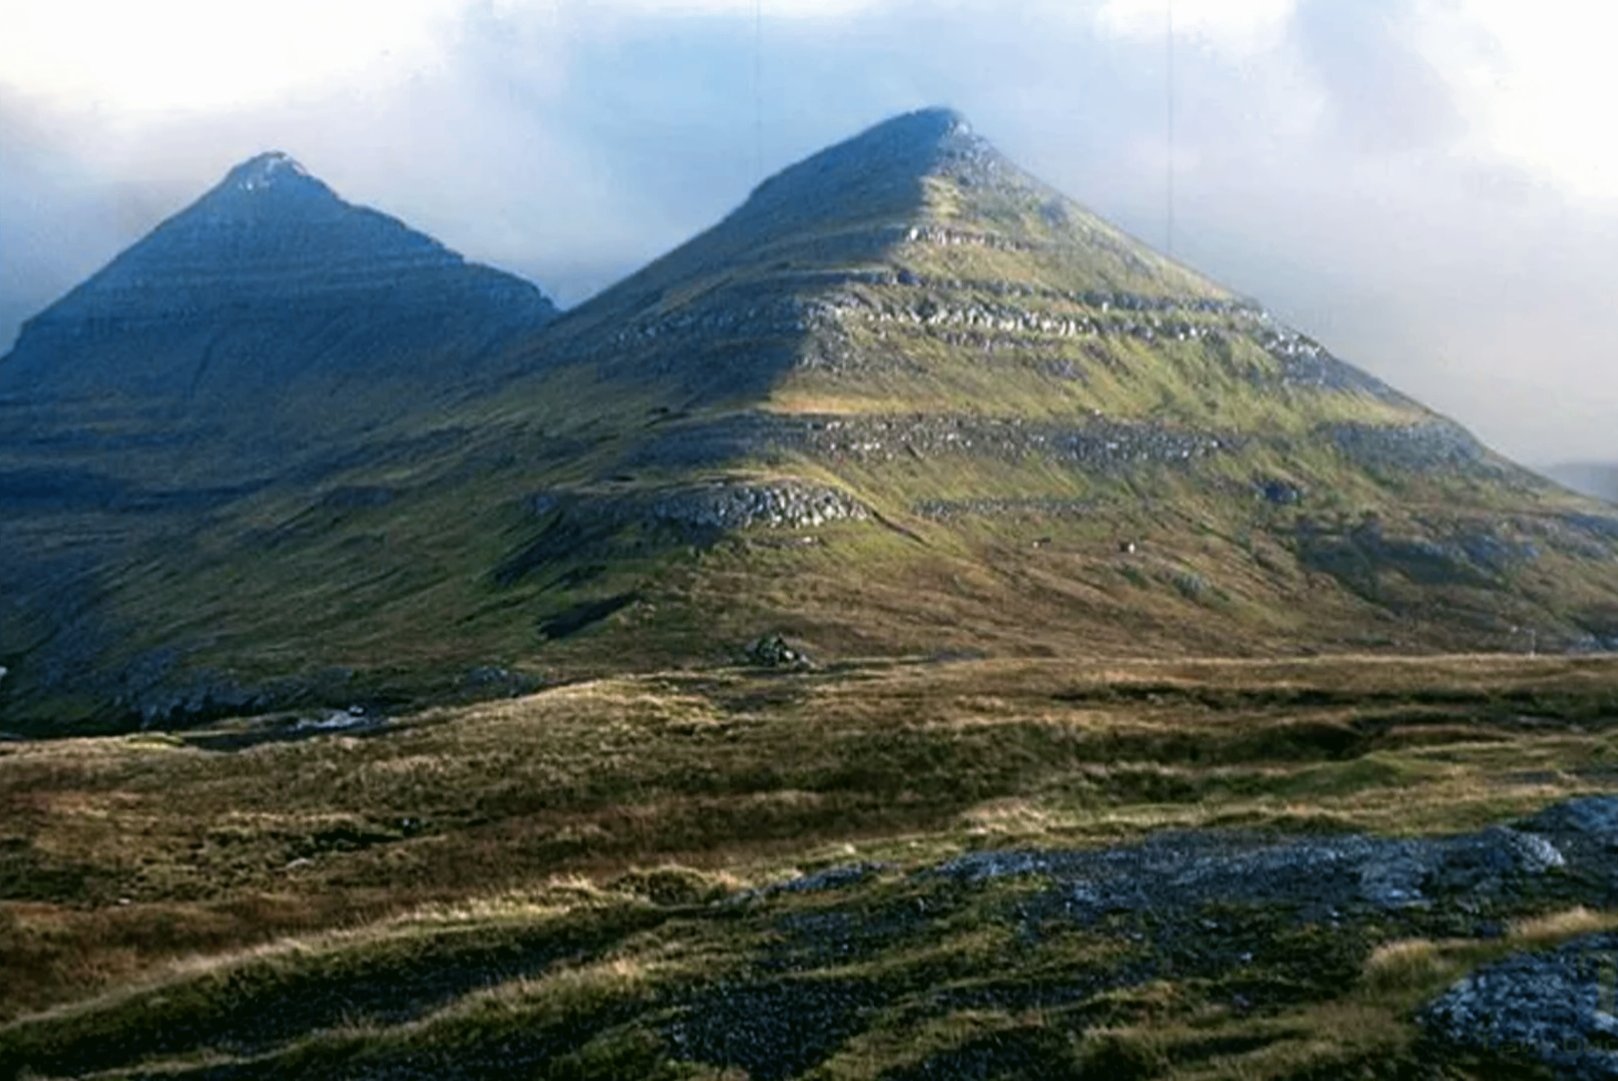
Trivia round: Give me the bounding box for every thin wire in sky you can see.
[754,0,765,181]
[1166,0,1176,257]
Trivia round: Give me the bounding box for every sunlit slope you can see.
[443,108,1618,676]
[3,110,1616,730]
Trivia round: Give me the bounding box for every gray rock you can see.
[1424,933,1618,1079]
[745,634,811,669]
[524,480,868,536]
[644,481,868,532]
[632,411,1238,474]
[935,816,1567,921]
[737,862,889,903]
[1256,477,1305,505]
[458,666,542,698]
[1530,796,1618,844]
[1322,421,1490,474]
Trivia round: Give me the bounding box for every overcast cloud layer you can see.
[1,0,1614,463]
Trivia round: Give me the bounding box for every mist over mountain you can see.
[7,1,1618,468]
[1544,462,1618,504]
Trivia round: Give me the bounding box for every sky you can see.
[0,0,1614,464]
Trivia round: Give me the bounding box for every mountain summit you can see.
[734,106,983,228]
[0,152,555,406]
[0,155,560,728]
[221,150,318,191]
[3,112,1617,730]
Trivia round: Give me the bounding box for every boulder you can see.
[1424,934,1618,1080]
[746,634,811,669]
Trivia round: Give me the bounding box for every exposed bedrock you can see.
[631,412,1238,471]
[1321,420,1490,473]
[525,479,869,534]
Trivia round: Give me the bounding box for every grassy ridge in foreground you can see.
[2,654,1617,1077]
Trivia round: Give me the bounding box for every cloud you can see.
[1409,0,1618,202]
[0,1,467,113]
[0,0,887,116]
[1096,0,1297,50]
[1292,0,1463,152]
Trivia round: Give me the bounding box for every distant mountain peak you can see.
[871,105,972,142]
[195,152,339,223]
[0,145,557,402]
[222,151,320,194]
[785,105,987,178]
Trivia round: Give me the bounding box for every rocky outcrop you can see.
[1322,420,1490,474]
[633,412,1236,472]
[1255,477,1305,505]
[1421,797,1618,1078]
[495,480,870,593]
[1297,517,1542,595]
[682,796,1618,1081]
[1425,935,1618,1080]
[744,634,812,669]
[641,481,869,531]
[936,818,1570,919]
[1250,320,1405,398]
[526,480,869,535]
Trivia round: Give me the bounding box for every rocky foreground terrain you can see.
[8,797,1618,1079]
[3,655,1618,1079]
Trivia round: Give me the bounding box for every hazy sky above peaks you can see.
[1,0,1615,463]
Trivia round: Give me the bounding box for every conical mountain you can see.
[1,150,554,409]
[530,107,1227,401]
[0,153,558,729]
[433,109,1614,664]
[4,112,1617,731]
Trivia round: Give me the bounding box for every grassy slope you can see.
[3,655,1618,1077]
[7,110,1618,731]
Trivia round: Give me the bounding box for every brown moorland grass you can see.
[0,652,1615,1077]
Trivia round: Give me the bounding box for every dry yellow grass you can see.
[2,652,1616,1038]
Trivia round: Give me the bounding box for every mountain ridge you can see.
[3,109,1617,731]
[0,153,564,728]
[0,151,555,405]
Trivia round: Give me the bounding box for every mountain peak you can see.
[222,151,319,194]
[0,144,557,402]
[785,105,986,179]
[724,106,996,240]
[198,152,339,221]
[868,105,972,143]
[180,151,348,228]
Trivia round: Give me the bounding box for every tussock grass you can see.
[1,655,1617,1076]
